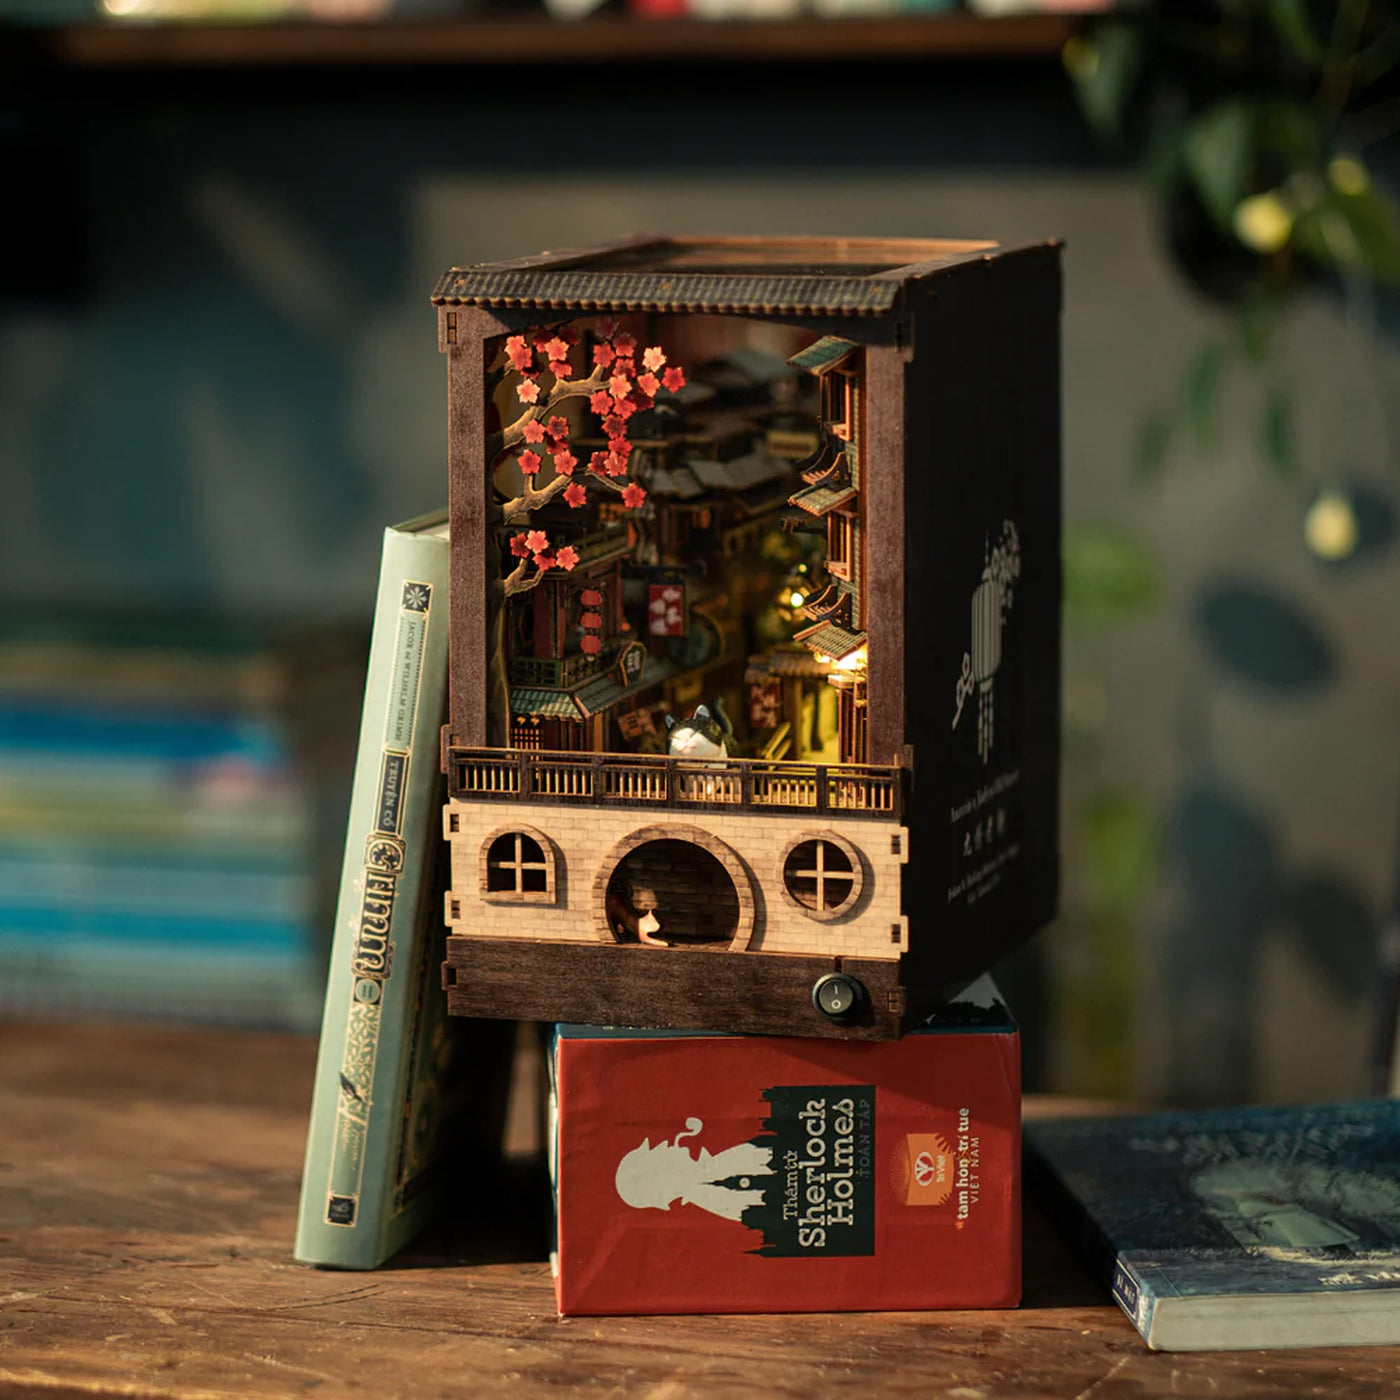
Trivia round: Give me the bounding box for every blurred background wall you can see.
[2,30,1397,1103]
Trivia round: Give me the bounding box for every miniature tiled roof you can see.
[687,453,793,494]
[510,688,578,719]
[431,269,902,318]
[788,336,859,376]
[789,482,858,516]
[573,654,673,718]
[796,622,866,660]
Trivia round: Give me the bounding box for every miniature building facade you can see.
[434,236,1061,1039]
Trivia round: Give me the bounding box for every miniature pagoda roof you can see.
[431,235,1002,319]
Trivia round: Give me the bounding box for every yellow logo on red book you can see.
[891,1132,955,1206]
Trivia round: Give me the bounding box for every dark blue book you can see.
[1026,1100,1400,1351]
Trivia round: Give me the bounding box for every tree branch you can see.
[486,366,611,462]
[502,557,549,597]
[500,470,574,525]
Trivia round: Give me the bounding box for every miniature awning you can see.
[510,689,580,719]
[795,621,866,661]
[572,654,673,718]
[746,649,832,681]
[788,482,858,517]
[787,337,859,376]
[512,653,673,721]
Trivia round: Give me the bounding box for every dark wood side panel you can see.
[443,938,903,1041]
[445,306,509,749]
[864,342,909,768]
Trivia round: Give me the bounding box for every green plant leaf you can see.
[1134,411,1173,480]
[1183,99,1256,232]
[1079,791,1159,919]
[1265,0,1323,61]
[1068,21,1144,142]
[1237,294,1280,364]
[1293,186,1400,282]
[1184,342,1227,448]
[1261,386,1297,478]
[1064,526,1162,628]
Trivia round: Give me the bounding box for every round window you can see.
[781,834,862,921]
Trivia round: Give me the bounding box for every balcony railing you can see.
[448,747,902,819]
[508,651,604,689]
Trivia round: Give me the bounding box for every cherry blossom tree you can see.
[487,320,686,598]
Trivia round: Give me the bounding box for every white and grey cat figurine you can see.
[664,702,731,759]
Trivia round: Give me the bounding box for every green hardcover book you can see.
[296,510,507,1269]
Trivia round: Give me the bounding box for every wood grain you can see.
[37,15,1075,70]
[3,1020,1399,1399]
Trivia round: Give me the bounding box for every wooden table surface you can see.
[2,1021,1396,1399]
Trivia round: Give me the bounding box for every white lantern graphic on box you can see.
[953,521,1021,764]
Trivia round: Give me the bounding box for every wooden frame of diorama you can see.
[433,234,1062,1039]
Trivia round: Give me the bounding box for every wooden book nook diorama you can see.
[434,235,1061,1040]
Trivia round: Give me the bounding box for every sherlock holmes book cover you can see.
[549,977,1020,1316]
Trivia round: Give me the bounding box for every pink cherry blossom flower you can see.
[505,336,533,372]
[552,449,577,475]
[609,373,631,400]
[522,419,546,444]
[602,415,626,439]
[638,372,660,398]
[518,450,542,476]
[589,451,609,474]
[592,342,616,369]
[564,483,587,508]
[517,377,540,405]
[589,390,613,416]
[597,317,618,340]
[621,483,647,509]
[613,331,636,355]
[509,533,530,558]
[606,452,630,477]
[544,337,569,363]
[642,346,666,371]
[547,416,569,443]
[532,551,554,570]
[550,360,571,381]
[662,366,686,392]
[525,529,549,554]
[554,545,580,571]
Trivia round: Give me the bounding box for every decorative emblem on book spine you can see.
[952,521,1021,763]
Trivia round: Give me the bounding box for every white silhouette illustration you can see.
[952,520,1021,763]
[614,1117,773,1222]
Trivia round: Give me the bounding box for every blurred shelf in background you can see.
[0,614,365,1032]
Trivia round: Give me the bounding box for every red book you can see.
[550,979,1020,1316]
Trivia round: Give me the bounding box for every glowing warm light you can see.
[833,646,868,674]
[1234,193,1293,254]
[1304,491,1359,560]
[1329,156,1370,197]
[102,0,147,13]
[788,592,806,609]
